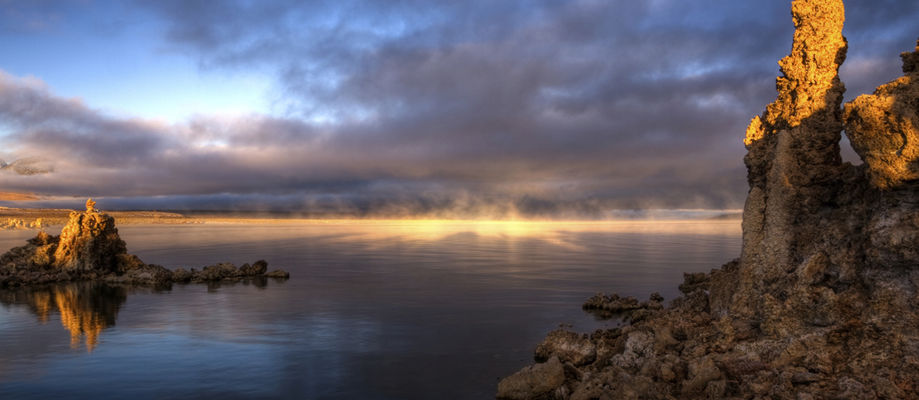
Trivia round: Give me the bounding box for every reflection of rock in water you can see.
[0,283,126,352]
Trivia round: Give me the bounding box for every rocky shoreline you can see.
[498,1,919,398]
[0,199,289,288]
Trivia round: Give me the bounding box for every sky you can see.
[0,0,918,217]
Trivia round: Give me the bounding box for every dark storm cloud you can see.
[840,0,919,97]
[3,0,919,215]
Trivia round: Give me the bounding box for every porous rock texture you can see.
[52,200,127,273]
[497,1,919,399]
[845,40,919,189]
[0,199,289,287]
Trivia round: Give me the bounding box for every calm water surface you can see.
[0,220,740,399]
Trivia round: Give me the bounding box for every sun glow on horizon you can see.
[195,218,741,251]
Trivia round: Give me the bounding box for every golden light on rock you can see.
[744,0,847,149]
[844,41,919,189]
[743,116,764,147]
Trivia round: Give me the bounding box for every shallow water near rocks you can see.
[0,220,739,399]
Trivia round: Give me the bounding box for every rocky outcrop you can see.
[497,357,569,400]
[844,40,919,189]
[736,0,850,323]
[0,199,289,287]
[52,200,127,273]
[582,292,663,322]
[498,1,919,398]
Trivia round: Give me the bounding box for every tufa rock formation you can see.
[845,39,919,189]
[0,217,43,230]
[0,199,289,287]
[52,199,127,273]
[498,1,919,398]
[738,0,848,315]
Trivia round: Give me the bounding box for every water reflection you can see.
[0,283,125,352]
[0,221,740,399]
[0,278,281,352]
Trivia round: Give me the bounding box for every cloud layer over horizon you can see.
[1,0,918,216]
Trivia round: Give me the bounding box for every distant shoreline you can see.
[0,206,742,230]
[0,207,200,227]
[0,192,38,201]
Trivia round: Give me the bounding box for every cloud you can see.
[0,157,53,175]
[0,68,747,214]
[3,0,919,216]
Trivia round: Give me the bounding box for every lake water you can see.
[0,220,740,399]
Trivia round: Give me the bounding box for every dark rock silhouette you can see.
[498,1,919,398]
[0,200,289,287]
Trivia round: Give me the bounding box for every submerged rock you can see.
[264,269,291,279]
[499,1,919,398]
[239,260,268,276]
[0,199,290,287]
[582,292,663,322]
[582,293,640,313]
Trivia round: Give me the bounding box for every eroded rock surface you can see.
[52,203,127,273]
[497,356,569,400]
[582,292,663,323]
[0,200,289,287]
[498,1,919,398]
[845,40,919,189]
[0,218,43,230]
